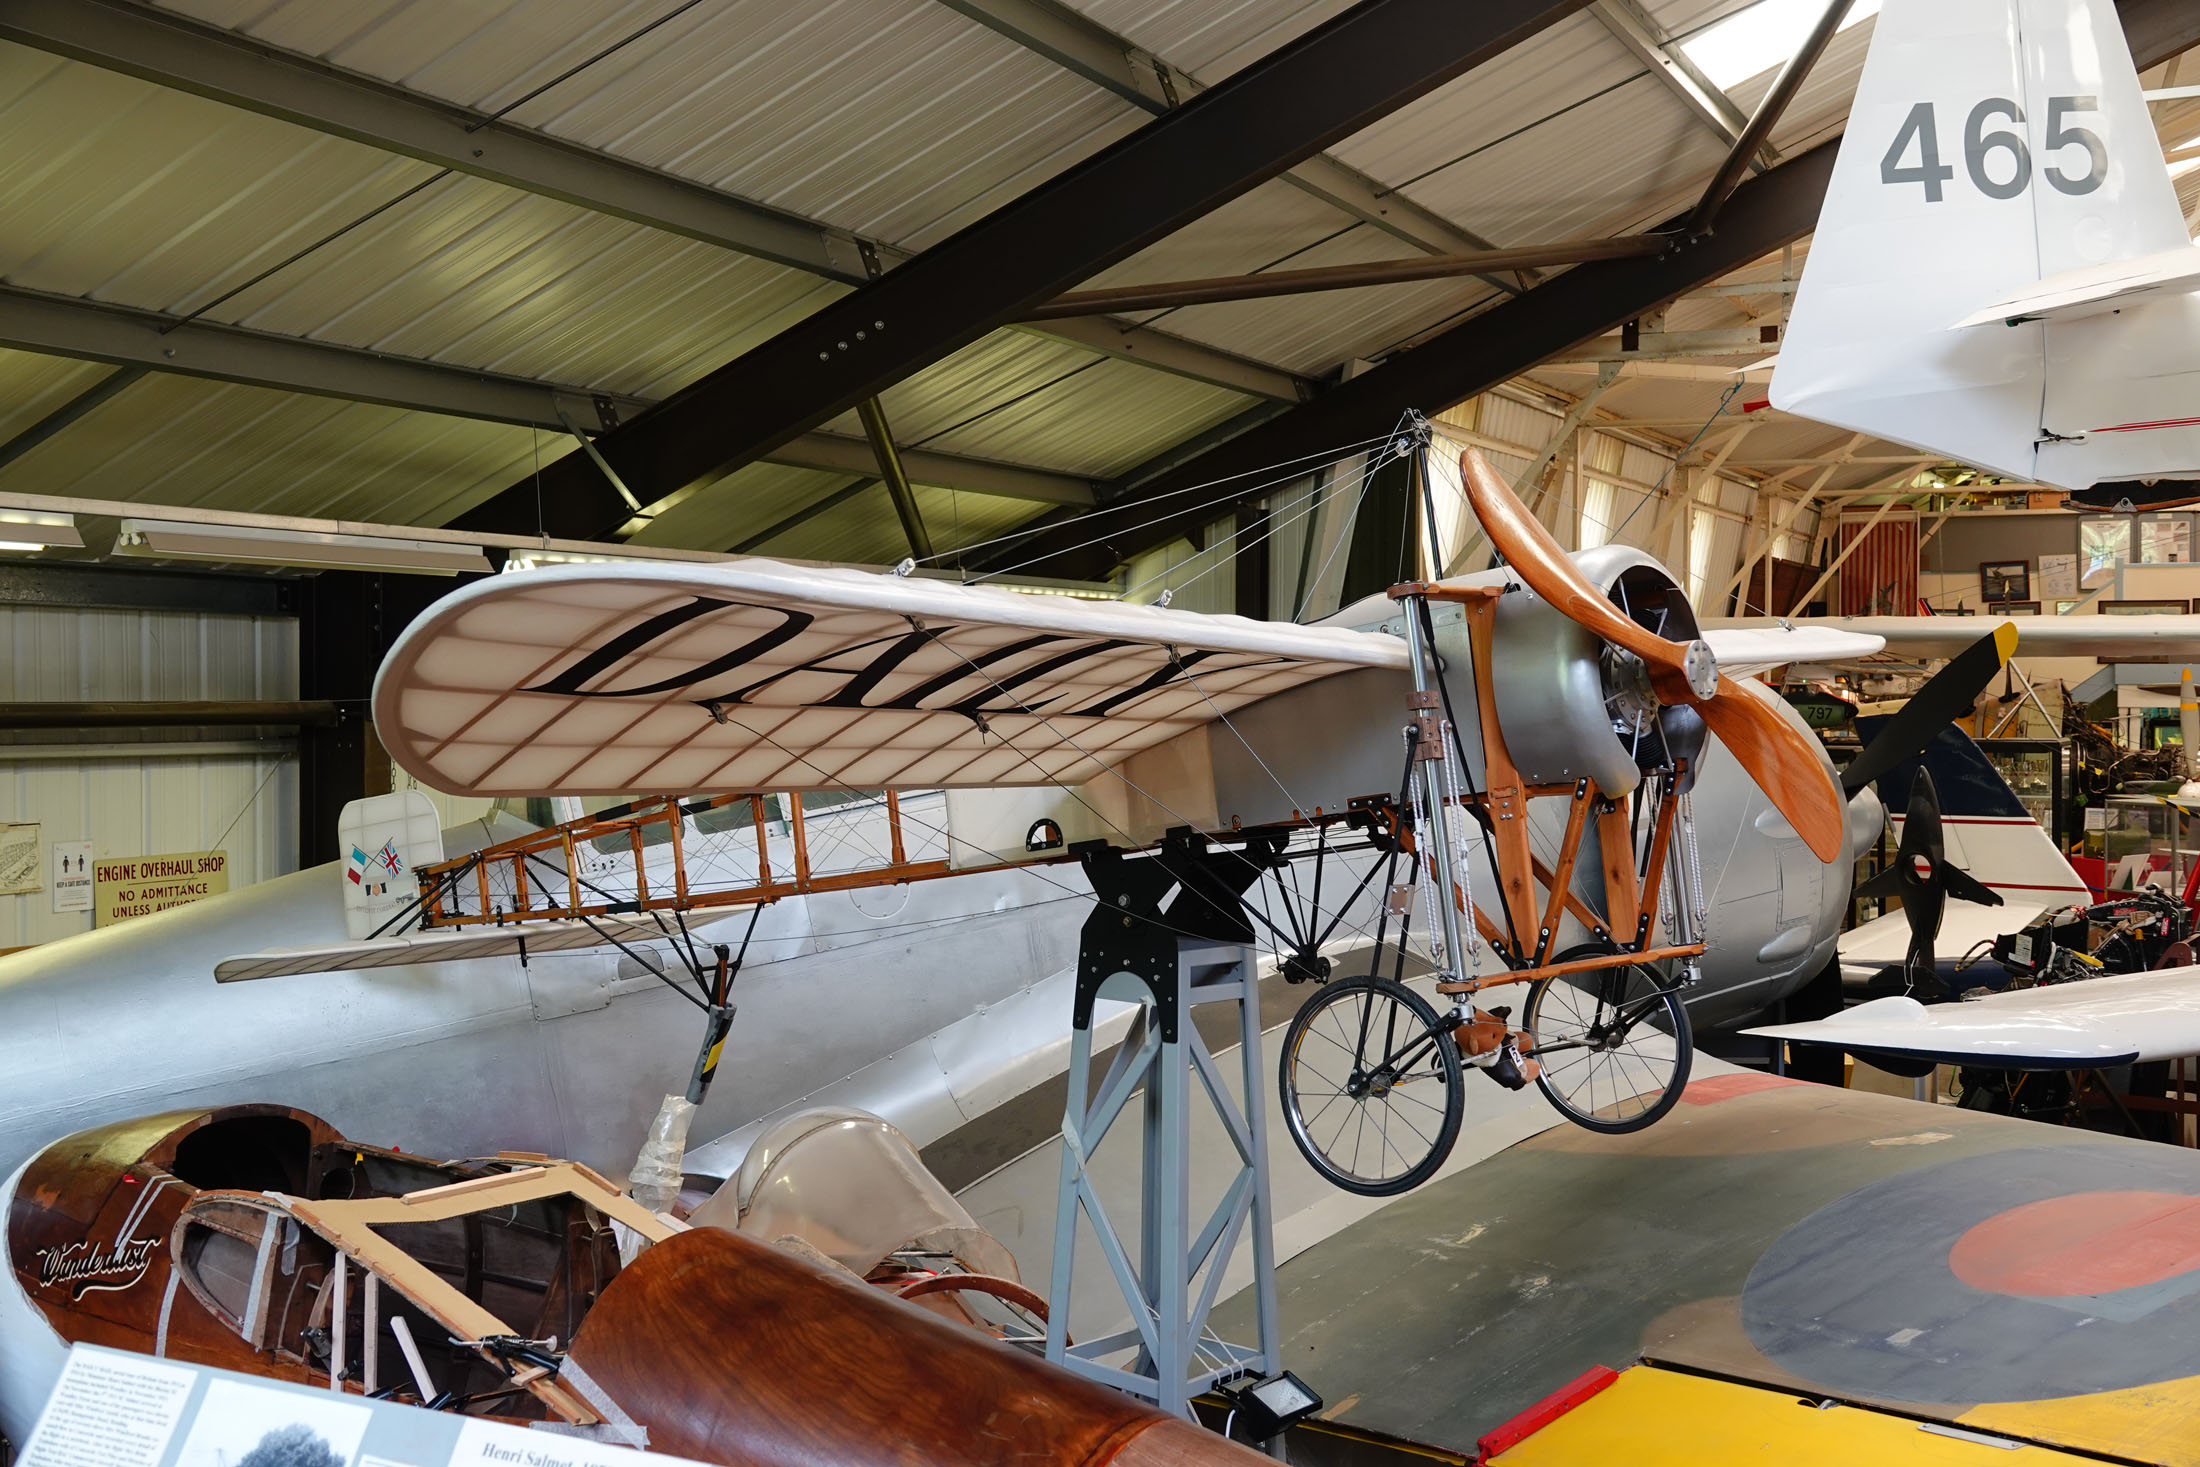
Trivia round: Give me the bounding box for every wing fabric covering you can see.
[374,560,1407,797]
[1700,624,1886,677]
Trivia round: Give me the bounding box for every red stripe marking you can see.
[1477,1366,1622,1461]
[1982,881,2093,893]
[1951,1192,2200,1297]
[1681,1072,1803,1105]
[2092,416,2200,434]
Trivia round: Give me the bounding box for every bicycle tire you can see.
[1522,945,1693,1134]
[1279,975,1464,1196]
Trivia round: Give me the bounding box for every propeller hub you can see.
[1680,639,1718,701]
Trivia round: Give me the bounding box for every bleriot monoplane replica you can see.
[298,438,1890,1197]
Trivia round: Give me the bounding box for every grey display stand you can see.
[1044,934,1282,1418]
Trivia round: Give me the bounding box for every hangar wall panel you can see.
[0,603,299,948]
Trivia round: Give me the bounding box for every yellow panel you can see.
[1963,1375,2200,1467]
[1492,1368,2089,1466]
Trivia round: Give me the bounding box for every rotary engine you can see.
[1485,544,1709,797]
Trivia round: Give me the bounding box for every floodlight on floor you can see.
[113,519,492,576]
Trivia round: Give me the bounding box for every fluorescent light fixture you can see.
[499,549,656,574]
[114,519,491,576]
[1681,0,1881,90]
[0,510,82,552]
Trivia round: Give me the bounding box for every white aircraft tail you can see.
[1772,0,2200,490]
[339,791,444,940]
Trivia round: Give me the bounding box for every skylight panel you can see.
[1680,0,1882,91]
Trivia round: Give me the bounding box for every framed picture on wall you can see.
[2100,599,2188,615]
[1986,600,2040,615]
[2055,599,2087,614]
[1980,561,2030,602]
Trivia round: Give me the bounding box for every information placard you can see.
[52,841,92,913]
[19,1346,713,1467]
[94,851,228,928]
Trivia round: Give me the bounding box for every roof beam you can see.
[0,284,1092,507]
[455,0,1598,540]
[1590,0,1770,166]
[934,0,1522,273]
[2,0,1287,407]
[982,0,2195,581]
[977,142,1840,578]
[0,0,874,280]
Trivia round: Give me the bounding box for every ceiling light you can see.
[499,549,657,574]
[114,519,491,576]
[0,510,83,552]
[1681,0,1882,90]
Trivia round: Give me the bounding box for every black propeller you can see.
[1851,768,2003,997]
[1841,622,2019,797]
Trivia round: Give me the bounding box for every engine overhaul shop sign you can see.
[94,850,228,928]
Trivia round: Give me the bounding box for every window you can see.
[2079,518,2133,586]
[1578,478,1617,549]
[1680,0,1882,90]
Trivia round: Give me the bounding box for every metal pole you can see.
[857,398,934,560]
[1025,235,1666,318]
[1400,595,1469,980]
[1687,0,1853,236]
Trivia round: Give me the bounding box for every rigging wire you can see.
[927,433,1401,578]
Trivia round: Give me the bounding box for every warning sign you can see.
[94,851,228,928]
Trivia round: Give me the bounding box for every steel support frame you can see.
[454,0,1598,540]
[1046,939,1279,1419]
[4,0,1299,419]
[0,283,1094,508]
[985,140,1841,579]
[987,0,2193,582]
[934,0,1529,284]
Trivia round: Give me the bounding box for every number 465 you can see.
[1881,96,2106,201]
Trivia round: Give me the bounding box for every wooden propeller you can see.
[1458,448,1846,863]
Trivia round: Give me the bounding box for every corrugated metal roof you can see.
[0,347,111,441]
[12,0,2154,573]
[159,0,1145,250]
[1074,179,1500,373]
[0,367,536,524]
[1071,0,1355,82]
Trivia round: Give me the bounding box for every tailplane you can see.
[1773,0,2200,489]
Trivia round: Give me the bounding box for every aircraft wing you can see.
[1699,624,1884,677]
[375,560,1408,797]
[214,920,648,982]
[1744,967,2200,1070]
[1952,245,2200,329]
[1705,614,2200,661]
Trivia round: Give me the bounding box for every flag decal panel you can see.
[374,560,1409,797]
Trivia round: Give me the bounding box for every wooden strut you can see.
[413,791,1079,931]
[1389,581,1702,998]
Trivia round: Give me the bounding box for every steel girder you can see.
[977,0,2199,581]
[450,0,1598,539]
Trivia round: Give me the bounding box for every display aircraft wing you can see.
[213,918,658,982]
[373,559,1410,797]
[377,558,1874,801]
[1743,967,2200,1070]
[1696,624,1885,676]
[1706,614,2200,661]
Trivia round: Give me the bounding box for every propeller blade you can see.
[1896,767,1945,967]
[1694,674,1848,862]
[1942,866,2004,909]
[1841,623,2019,796]
[1458,449,1716,704]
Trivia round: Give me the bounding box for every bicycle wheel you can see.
[1522,946,1692,1134]
[1280,975,1464,1196]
